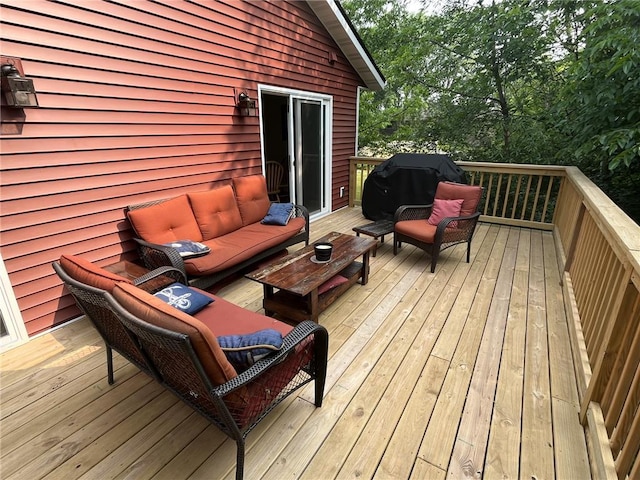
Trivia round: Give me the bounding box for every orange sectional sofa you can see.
[126,175,309,290]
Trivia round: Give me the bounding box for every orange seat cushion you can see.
[60,254,133,292]
[183,217,305,276]
[188,185,243,240]
[233,175,271,226]
[395,220,437,243]
[194,294,293,338]
[112,282,237,386]
[437,182,483,217]
[128,195,203,244]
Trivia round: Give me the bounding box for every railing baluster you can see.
[502,174,512,218]
[530,175,543,222]
[485,174,494,216]
[541,177,553,223]
[492,173,502,217]
[521,175,533,221]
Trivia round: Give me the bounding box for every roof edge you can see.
[306,0,386,91]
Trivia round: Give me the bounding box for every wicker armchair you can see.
[108,282,328,480]
[393,182,483,272]
[53,257,185,384]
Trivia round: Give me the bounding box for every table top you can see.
[246,232,376,296]
[103,260,148,281]
[104,260,174,292]
[352,219,394,236]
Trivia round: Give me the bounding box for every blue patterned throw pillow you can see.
[218,329,284,370]
[261,203,295,226]
[154,283,213,315]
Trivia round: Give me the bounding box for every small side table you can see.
[352,219,394,257]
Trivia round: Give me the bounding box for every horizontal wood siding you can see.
[0,0,364,335]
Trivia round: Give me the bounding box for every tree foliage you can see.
[557,0,640,171]
[342,0,640,222]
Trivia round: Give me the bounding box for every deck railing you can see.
[349,157,640,480]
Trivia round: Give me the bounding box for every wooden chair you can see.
[265,161,284,201]
[393,182,483,272]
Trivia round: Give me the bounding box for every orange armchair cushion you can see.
[128,195,203,244]
[233,175,271,226]
[437,182,483,218]
[60,254,133,292]
[395,220,437,243]
[188,185,243,240]
[112,282,237,386]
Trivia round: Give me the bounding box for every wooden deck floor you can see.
[0,207,592,479]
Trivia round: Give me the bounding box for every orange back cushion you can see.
[60,254,132,292]
[436,182,483,218]
[127,195,203,244]
[112,282,237,385]
[233,175,271,226]
[188,185,243,240]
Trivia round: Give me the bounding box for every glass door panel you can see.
[294,99,324,215]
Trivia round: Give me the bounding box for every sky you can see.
[407,0,448,14]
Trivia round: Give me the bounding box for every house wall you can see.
[0,0,365,335]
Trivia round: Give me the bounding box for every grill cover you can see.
[362,153,467,221]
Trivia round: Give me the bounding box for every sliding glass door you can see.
[259,86,332,218]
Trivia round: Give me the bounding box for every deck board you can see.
[0,207,591,479]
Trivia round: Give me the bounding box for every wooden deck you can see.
[0,207,591,479]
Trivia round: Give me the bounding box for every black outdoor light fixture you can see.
[1,63,39,108]
[235,89,256,116]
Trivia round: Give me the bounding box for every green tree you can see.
[413,0,562,163]
[553,0,640,222]
[345,0,565,164]
[342,0,432,150]
[344,0,640,221]
[557,0,640,171]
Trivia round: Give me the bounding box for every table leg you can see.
[264,285,274,316]
[361,250,371,285]
[307,289,320,322]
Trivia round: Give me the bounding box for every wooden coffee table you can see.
[246,232,377,323]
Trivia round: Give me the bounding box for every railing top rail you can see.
[350,156,386,163]
[349,157,568,175]
[456,161,568,176]
[564,167,640,278]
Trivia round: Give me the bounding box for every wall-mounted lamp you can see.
[235,90,256,116]
[1,64,39,108]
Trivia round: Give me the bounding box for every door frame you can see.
[258,84,333,220]
[0,256,28,351]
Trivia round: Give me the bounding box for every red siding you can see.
[0,0,364,335]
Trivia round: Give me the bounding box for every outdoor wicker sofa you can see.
[53,254,328,480]
[126,174,309,290]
